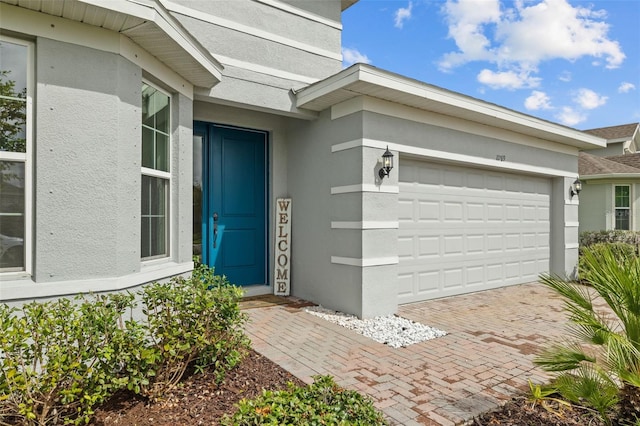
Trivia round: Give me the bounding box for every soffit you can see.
[296,64,606,149]
[1,0,222,88]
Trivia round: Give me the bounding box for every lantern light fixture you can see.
[378,146,394,179]
[570,178,582,197]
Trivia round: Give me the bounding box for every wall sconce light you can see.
[570,178,582,197]
[378,146,394,179]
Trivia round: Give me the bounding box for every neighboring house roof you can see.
[296,64,606,149]
[579,152,640,179]
[584,123,639,140]
[0,0,223,88]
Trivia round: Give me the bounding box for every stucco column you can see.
[550,176,580,279]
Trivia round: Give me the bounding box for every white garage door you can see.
[398,159,550,304]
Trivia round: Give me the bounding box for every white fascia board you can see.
[581,173,640,180]
[297,64,606,149]
[78,0,223,85]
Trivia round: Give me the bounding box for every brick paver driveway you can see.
[245,282,570,425]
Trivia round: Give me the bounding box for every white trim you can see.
[0,35,33,276]
[565,243,579,250]
[582,173,640,180]
[332,138,577,178]
[253,0,342,29]
[331,221,399,229]
[613,184,632,230]
[565,222,580,228]
[160,0,342,61]
[331,96,580,156]
[0,3,195,98]
[215,54,318,84]
[331,256,399,267]
[565,199,580,206]
[331,184,400,194]
[0,262,194,301]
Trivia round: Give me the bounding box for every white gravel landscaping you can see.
[303,306,447,348]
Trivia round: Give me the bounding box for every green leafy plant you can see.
[0,264,249,424]
[0,293,136,425]
[223,375,387,425]
[535,245,640,425]
[137,264,249,398]
[578,242,636,279]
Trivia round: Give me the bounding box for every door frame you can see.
[193,121,269,286]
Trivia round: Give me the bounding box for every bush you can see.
[579,230,640,250]
[0,293,136,425]
[223,375,388,425]
[0,264,249,424]
[137,265,249,398]
[578,242,636,280]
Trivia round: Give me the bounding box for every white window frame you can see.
[141,80,172,261]
[613,184,632,231]
[0,35,33,276]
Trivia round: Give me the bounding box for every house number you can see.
[496,155,506,161]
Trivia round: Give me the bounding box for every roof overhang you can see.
[296,64,607,149]
[1,0,223,88]
[581,173,640,180]
[342,0,359,11]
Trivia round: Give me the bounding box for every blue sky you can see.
[341,0,640,130]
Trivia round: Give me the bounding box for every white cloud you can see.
[342,47,372,67]
[477,69,541,90]
[525,91,553,110]
[394,2,413,29]
[439,0,625,85]
[558,71,572,82]
[618,82,636,93]
[556,106,586,126]
[574,88,607,109]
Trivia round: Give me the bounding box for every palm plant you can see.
[535,245,640,424]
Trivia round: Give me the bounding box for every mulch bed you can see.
[91,350,305,425]
[91,348,609,426]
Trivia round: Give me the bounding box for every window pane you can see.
[615,186,630,208]
[615,209,630,230]
[0,98,27,153]
[193,135,203,257]
[141,175,167,258]
[0,161,25,269]
[155,95,170,134]
[0,39,28,154]
[142,84,155,128]
[142,126,154,169]
[156,133,168,172]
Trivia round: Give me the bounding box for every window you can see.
[0,36,31,272]
[141,83,170,259]
[615,185,631,230]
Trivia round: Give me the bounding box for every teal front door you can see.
[193,123,268,286]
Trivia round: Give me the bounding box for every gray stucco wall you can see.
[578,182,609,232]
[171,0,343,115]
[35,38,141,282]
[3,37,194,302]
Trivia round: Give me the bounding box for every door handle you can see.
[213,212,218,248]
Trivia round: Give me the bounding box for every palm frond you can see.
[535,342,596,372]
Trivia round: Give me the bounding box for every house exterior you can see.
[578,151,640,233]
[0,0,605,318]
[583,123,639,157]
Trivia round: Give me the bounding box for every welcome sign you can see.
[274,198,291,296]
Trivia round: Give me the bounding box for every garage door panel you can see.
[398,160,551,304]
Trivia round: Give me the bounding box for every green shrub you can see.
[578,242,636,280]
[0,264,249,424]
[223,375,388,426]
[579,230,640,250]
[0,293,136,425]
[138,265,249,398]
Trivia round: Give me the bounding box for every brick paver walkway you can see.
[245,282,571,425]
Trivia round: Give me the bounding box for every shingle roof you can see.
[579,152,640,176]
[605,153,640,169]
[583,123,639,140]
